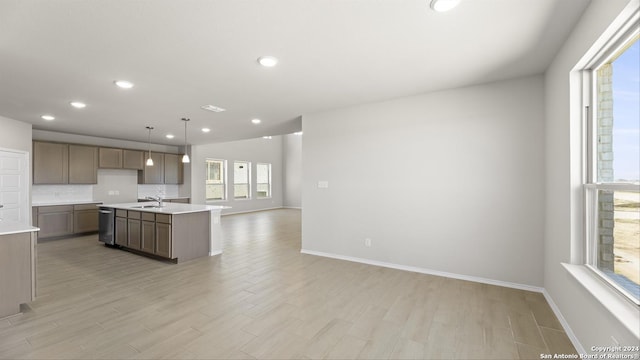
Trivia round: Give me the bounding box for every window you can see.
[584,31,639,304]
[256,163,272,198]
[234,161,250,199]
[205,159,226,201]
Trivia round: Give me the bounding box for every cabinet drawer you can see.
[37,205,74,214]
[127,211,141,220]
[141,212,155,222]
[156,214,171,224]
[73,203,100,211]
[116,209,128,218]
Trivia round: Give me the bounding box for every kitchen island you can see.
[0,220,39,319]
[104,202,228,263]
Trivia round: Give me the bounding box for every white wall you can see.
[191,136,284,213]
[302,75,545,287]
[544,0,638,351]
[0,115,32,153]
[283,133,302,208]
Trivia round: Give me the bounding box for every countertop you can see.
[102,202,229,215]
[0,220,39,236]
[32,200,103,207]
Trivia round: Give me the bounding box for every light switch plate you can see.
[318,181,329,189]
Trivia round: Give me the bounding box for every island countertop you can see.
[0,220,39,236]
[100,202,229,215]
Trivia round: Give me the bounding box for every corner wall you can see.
[301,75,545,287]
[544,0,638,350]
[283,133,302,208]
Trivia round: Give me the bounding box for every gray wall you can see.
[544,0,637,351]
[302,75,545,287]
[283,133,302,208]
[191,136,284,213]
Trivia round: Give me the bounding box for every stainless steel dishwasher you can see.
[98,207,116,245]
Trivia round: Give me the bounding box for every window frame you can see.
[233,160,251,200]
[256,163,272,199]
[582,23,640,306]
[205,159,227,202]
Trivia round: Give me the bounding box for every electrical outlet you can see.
[365,238,372,247]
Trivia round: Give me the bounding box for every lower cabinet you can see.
[115,216,127,246]
[34,203,100,240]
[116,210,172,259]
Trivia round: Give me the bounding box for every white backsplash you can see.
[137,184,179,199]
[32,185,94,204]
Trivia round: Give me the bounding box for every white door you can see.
[0,148,29,224]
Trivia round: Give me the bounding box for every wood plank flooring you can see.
[0,209,577,359]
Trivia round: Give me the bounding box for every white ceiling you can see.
[0,0,590,146]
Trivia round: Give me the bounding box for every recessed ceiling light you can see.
[257,56,278,67]
[263,136,272,139]
[430,0,460,12]
[252,118,261,124]
[166,134,175,139]
[41,115,55,121]
[70,101,86,109]
[114,80,134,89]
[200,105,226,113]
[202,128,211,133]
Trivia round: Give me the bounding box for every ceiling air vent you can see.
[200,105,226,113]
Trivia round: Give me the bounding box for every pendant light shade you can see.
[145,126,154,166]
[181,118,190,163]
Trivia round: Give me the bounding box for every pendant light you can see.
[145,126,154,166]
[181,118,190,163]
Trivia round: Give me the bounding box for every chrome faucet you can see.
[145,196,163,207]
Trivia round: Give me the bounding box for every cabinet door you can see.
[69,145,98,184]
[33,141,68,184]
[164,153,183,184]
[141,221,155,254]
[37,211,73,238]
[99,148,123,168]
[128,219,141,250]
[115,217,128,246]
[123,150,144,170]
[73,210,98,233]
[138,153,164,184]
[155,222,172,258]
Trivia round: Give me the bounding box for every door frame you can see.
[0,147,30,224]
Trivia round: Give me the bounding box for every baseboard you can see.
[221,207,285,216]
[283,206,302,210]
[209,250,222,256]
[300,249,544,293]
[542,289,586,354]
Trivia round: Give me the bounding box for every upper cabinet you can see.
[33,141,68,184]
[68,145,98,184]
[98,148,123,169]
[138,152,165,184]
[164,153,183,185]
[123,150,144,170]
[34,141,182,185]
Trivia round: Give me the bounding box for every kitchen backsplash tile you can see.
[138,184,179,199]
[32,185,93,204]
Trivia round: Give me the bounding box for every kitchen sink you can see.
[131,205,164,209]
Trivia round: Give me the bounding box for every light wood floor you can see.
[0,209,576,359]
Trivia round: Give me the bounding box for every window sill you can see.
[562,263,639,338]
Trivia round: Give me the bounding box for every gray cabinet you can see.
[98,148,123,168]
[123,150,144,170]
[164,153,183,184]
[141,213,155,254]
[138,152,164,184]
[155,222,172,258]
[115,216,127,246]
[33,141,68,184]
[73,204,98,233]
[36,205,74,238]
[68,145,98,184]
[0,231,36,318]
[128,218,141,250]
